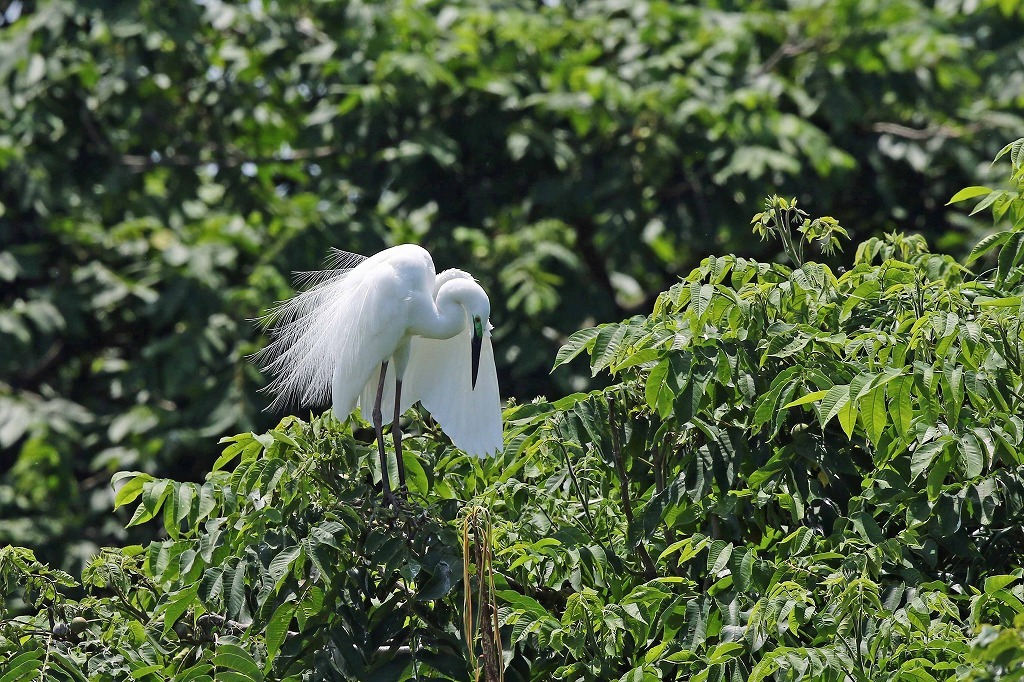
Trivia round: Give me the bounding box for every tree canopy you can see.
[2,139,1023,679]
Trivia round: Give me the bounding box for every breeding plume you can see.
[255,244,503,500]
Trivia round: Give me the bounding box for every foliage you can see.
[751,195,849,265]
[2,422,479,681]
[2,143,1024,679]
[2,0,1024,568]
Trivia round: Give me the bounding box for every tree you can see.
[1,139,1022,680]
[2,0,1023,569]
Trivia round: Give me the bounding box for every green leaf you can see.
[114,473,154,509]
[946,186,992,205]
[196,483,217,521]
[590,322,630,375]
[495,590,553,620]
[213,644,264,681]
[707,642,745,664]
[175,482,196,524]
[970,189,1007,216]
[265,602,297,666]
[996,231,1024,285]
[734,549,754,591]
[658,536,709,566]
[142,479,170,516]
[645,358,673,419]
[752,366,802,431]
[749,657,779,682]
[747,450,791,489]
[850,511,884,544]
[268,545,302,586]
[911,439,948,481]
[228,562,248,620]
[859,385,887,445]
[175,665,214,682]
[401,451,429,496]
[976,295,1022,307]
[297,586,325,630]
[957,432,983,478]
[552,327,601,370]
[994,137,1024,165]
[213,436,254,471]
[694,282,713,319]
[612,347,661,373]
[416,560,454,601]
[837,395,857,439]
[820,384,851,428]
[927,448,955,500]
[0,652,43,682]
[984,575,1018,594]
[840,279,881,321]
[269,429,299,449]
[159,582,201,637]
[782,389,828,409]
[966,230,1010,264]
[941,365,964,428]
[131,665,164,678]
[888,376,914,437]
[706,540,732,575]
[48,651,89,682]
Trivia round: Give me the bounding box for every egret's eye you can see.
[473,316,484,337]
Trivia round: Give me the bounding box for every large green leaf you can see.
[213,644,264,682]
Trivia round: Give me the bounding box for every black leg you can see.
[372,361,393,504]
[393,379,406,495]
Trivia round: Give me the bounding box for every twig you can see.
[572,217,619,310]
[462,508,503,682]
[752,36,824,77]
[757,38,819,75]
[119,145,342,171]
[15,339,64,383]
[554,425,597,534]
[607,394,657,578]
[552,423,645,578]
[871,121,984,140]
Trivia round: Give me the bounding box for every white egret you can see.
[254,244,503,502]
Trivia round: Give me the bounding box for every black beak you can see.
[470,328,482,390]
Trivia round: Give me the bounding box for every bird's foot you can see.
[382,490,401,509]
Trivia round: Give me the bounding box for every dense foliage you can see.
[3,0,1024,568]
[1,141,1022,680]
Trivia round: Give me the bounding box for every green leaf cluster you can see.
[2,417,476,680]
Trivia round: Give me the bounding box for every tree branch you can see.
[871,121,984,140]
[118,145,342,171]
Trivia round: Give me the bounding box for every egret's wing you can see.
[401,320,503,457]
[254,250,404,416]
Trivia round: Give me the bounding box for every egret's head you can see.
[437,269,491,390]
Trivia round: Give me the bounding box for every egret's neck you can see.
[411,277,489,340]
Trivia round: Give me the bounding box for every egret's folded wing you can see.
[401,321,503,457]
[330,266,408,421]
[256,252,403,417]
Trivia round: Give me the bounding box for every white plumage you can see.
[255,244,503,475]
